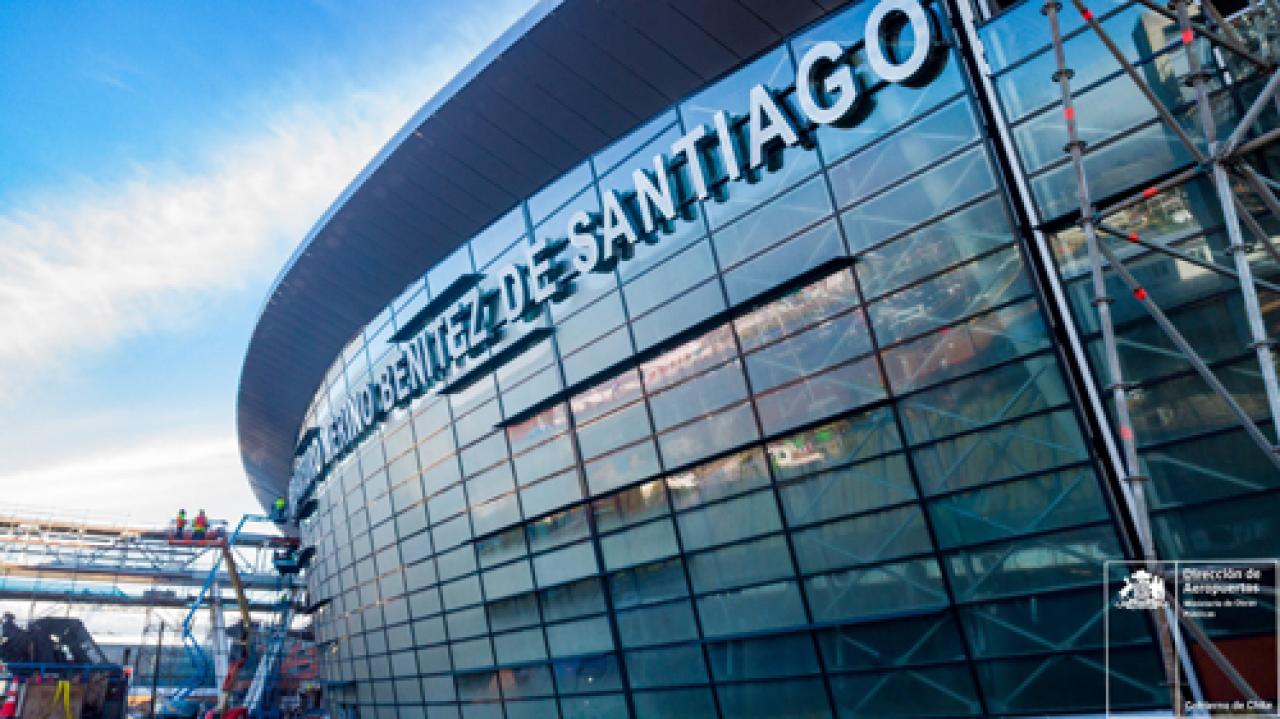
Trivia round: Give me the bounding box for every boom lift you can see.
[166,515,305,719]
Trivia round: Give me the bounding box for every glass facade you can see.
[280,1,1280,716]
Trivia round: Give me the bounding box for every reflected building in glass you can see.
[236,0,1280,716]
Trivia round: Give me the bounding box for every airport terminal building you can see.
[236,0,1280,716]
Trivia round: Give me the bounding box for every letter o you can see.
[796,40,861,127]
[865,0,936,85]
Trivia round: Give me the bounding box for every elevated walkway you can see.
[0,508,282,608]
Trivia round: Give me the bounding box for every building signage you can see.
[291,0,944,498]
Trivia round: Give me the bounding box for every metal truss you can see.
[0,509,282,608]
[1044,0,1280,712]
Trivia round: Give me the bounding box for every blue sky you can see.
[0,0,536,526]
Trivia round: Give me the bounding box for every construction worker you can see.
[193,509,209,539]
[175,508,187,538]
[272,496,287,522]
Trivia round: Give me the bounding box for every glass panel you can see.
[600,519,680,572]
[744,309,873,392]
[715,678,832,719]
[676,490,781,551]
[708,632,820,681]
[928,466,1108,549]
[868,247,1032,346]
[526,506,589,554]
[687,534,795,593]
[857,198,1012,301]
[697,580,808,637]
[624,645,708,688]
[583,440,662,496]
[805,558,948,622]
[632,687,717,719]
[767,408,903,481]
[735,270,858,352]
[818,612,968,670]
[641,325,739,394]
[911,409,1090,495]
[551,653,623,694]
[722,218,846,306]
[593,480,669,533]
[840,148,996,254]
[827,98,981,209]
[944,524,1122,602]
[898,353,1070,444]
[531,541,597,588]
[546,616,615,657]
[666,448,770,512]
[882,300,1052,394]
[778,453,917,527]
[540,577,606,622]
[791,505,933,574]
[657,401,759,468]
[713,175,833,269]
[648,359,749,432]
[830,665,981,717]
[609,557,690,610]
[754,356,886,435]
[519,469,582,518]
[615,599,699,648]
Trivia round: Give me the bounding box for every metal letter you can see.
[864,0,938,85]
[796,40,862,127]
[527,238,564,306]
[631,153,678,235]
[358,385,376,429]
[497,262,531,322]
[600,189,639,263]
[712,111,742,183]
[466,288,490,354]
[378,368,395,411]
[670,124,711,201]
[393,352,411,403]
[568,210,601,275]
[406,332,431,390]
[746,84,801,170]
[447,302,469,366]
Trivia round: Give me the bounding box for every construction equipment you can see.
[161,515,308,719]
[1042,1,1280,713]
[0,616,129,719]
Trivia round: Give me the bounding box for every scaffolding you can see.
[0,508,283,610]
[1043,0,1279,713]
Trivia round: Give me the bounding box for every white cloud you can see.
[0,430,255,526]
[0,2,532,396]
[0,95,403,388]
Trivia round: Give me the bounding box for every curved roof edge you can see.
[237,0,851,510]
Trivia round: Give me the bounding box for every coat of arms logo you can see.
[1116,569,1167,610]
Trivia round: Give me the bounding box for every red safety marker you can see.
[1120,425,1134,441]
[1133,287,1148,301]
[1141,186,1158,199]
[1181,28,1195,45]
[1081,7,1094,19]
[1064,106,1076,121]
[1127,232,1140,243]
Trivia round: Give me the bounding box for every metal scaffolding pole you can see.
[1175,0,1280,445]
[1129,0,1274,68]
[1096,222,1280,293]
[1047,0,1280,708]
[1043,5,1186,714]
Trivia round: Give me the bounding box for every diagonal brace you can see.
[1097,240,1280,466]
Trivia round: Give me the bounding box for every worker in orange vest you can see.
[193,509,209,539]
